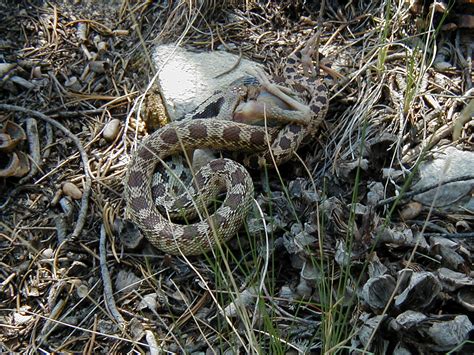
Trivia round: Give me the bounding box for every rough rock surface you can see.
[413,147,474,211]
[153,44,263,120]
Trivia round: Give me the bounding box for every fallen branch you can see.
[99,224,126,327]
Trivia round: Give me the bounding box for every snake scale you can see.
[125,35,328,255]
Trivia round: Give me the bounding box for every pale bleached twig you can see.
[99,224,126,328]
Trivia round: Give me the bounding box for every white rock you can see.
[103,118,121,142]
[153,44,263,120]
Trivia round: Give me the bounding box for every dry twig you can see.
[19,118,41,184]
[99,223,126,328]
[377,174,474,207]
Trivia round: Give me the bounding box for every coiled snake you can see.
[124,35,328,255]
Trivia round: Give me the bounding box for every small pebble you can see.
[64,76,81,91]
[103,119,121,142]
[62,181,82,200]
[89,60,109,74]
[32,66,42,79]
[42,248,54,259]
[399,201,423,220]
[76,283,89,298]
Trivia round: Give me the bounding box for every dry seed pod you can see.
[0,133,16,152]
[0,63,16,77]
[89,61,109,74]
[438,267,474,292]
[335,158,369,180]
[32,66,42,78]
[103,119,121,142]
[457,287,474,312]
[222,287,257,317]
[0,151,30,177]
[456,220,470,231]
[394,271,442,310]
[1,120,27,151]
[64,76,82,92]
[392,311,472,352]
[62,182,83,200]
[361,274,396,311]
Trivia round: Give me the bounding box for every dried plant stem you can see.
[99,224,125,327]
[377,174,474,207]
[0,104,91,238]
[19,118,41,184]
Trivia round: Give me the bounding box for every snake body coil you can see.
[125,37,328,255]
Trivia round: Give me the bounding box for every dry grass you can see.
[0,0,472,353]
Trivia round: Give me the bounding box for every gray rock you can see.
[153,44,263,120]
[413,147,474,211]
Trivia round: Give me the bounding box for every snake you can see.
[124,35,328,255]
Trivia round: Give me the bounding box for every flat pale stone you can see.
[153,44,263,120]
[413,146,474,211]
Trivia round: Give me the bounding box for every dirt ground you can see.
[1,0,473,353]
